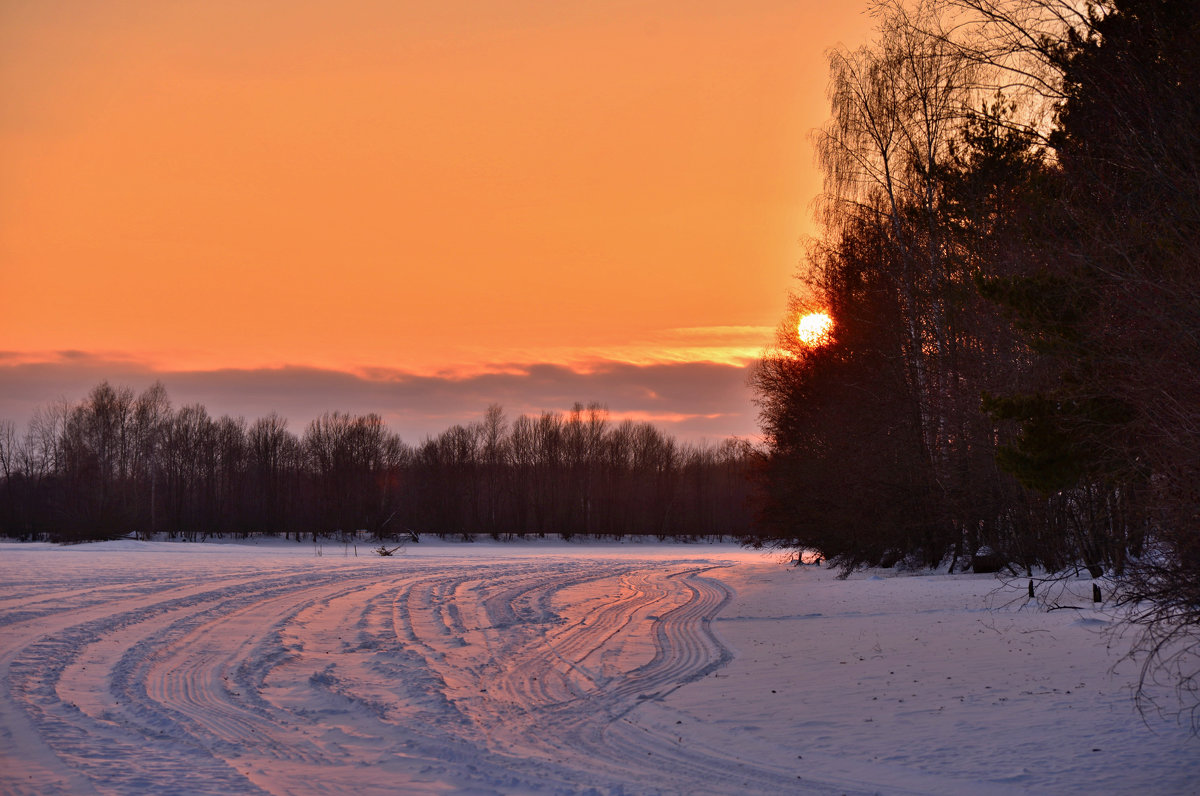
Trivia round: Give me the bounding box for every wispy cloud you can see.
[453,325,776,371]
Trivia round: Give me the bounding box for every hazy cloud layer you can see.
[0,353,760,442]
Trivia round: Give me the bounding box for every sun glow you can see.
[797,312,833,347]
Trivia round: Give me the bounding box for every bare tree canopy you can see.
[0,385,754,544]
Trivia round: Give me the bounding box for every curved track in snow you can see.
[0,549,820,795]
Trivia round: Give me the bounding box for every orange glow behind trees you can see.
[796,312,833,347]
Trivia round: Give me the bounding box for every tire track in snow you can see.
[4,570,323,795]
[416,561,814,793]
[2,552,826,794]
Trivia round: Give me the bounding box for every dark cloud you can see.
[0,355,760,442]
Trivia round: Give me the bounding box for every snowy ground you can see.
[0,538,1195,795]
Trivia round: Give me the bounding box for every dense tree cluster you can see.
[751,0,1200,719]
[0,383,752,543]
[753,0,1052,572]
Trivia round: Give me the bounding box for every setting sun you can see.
[797,312,833,347]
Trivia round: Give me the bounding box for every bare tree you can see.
[248,413,299,537]
[816,0,982,502]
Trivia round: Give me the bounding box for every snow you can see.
[0,538,1195,795]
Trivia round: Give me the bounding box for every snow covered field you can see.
[0,538,1195,795]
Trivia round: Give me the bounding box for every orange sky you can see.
[1,1,874,439]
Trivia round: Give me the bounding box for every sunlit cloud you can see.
[603,409,733,425]
[454,325,776,373]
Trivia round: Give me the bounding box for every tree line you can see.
[750,0,1199,718]
[0,382,752,543]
